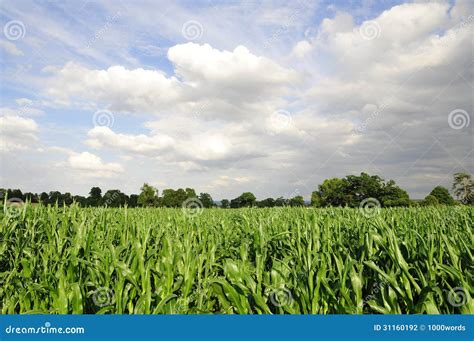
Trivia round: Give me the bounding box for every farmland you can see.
[0,204,472,314]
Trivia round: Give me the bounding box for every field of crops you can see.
[0,204,472,314]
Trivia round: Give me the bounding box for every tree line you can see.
[1,172,472,208]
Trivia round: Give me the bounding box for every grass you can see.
[0,203,472,314]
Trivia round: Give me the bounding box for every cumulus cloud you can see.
[64,152,124,178]
[46,43,299,120]
[0,115,39,152]
[86,122,264,166]
[87,126,174,155]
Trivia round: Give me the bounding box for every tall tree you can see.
[230,192,256,208]
[452,172,473,204]
[128,194,139,207]
[162,188,190,207]
[40,192,49,204]
[48,191,63,205]
[380,180,410,207]
[428,186,455,205]
[137,183,158,207]
[103,190,128,207]
[63,192,73,206]
[314,173,410,207]
[220,199,230,208]
[274,197,287,207]
[73,195,87,206]
[23,192,39,203]
[423,195,439,206]
[310,191,321,207]
[289,195,305,207]
[88,187,102,207]
[257,197,275,207]
[7,189,23,200]
[317,178,348,207]
[199,192,214,208]
[185,188,197,199]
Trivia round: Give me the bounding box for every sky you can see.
[0,0,472,200]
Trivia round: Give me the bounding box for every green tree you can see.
[220,199,230,208]
[344,173,384,206]
[128,194,139,207]
[423,194,439,206]
[452,172,473,204]
[103,190,128,207]
[257,198,275,207]
[63,192,73,206]
[230,192,256,208]
[289,195,305,207]
[40,192,49,204]
[7,189,23,201]
[318,178,348,206]
[380,180,410,207]
[24,192,39,203]
[161,189,176,207]
[199,192,213,208]
[161,188,189,207]
[87,187,102,207]
[314,173,410,207]
[175,189,188,206]
[428,186,455,205]
[310,191,321,207]
[49,191,63,205]
[185,188,197,199]
[274,197,288,207]
[73,195,87,206]
[137,183,158,207]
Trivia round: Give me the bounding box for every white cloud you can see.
[65,152,124,177]
[0,115,39,152]
[46,43,299,120]
[291,40,312,58]
[0,40,24,56]
[87,126,174,155]
[167,43,299,95]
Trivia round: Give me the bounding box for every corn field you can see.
[1,203,473,314]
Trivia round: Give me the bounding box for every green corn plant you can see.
[0,203,472,314]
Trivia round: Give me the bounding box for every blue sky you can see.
[0,0,472,199]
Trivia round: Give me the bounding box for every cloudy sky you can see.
[0,0,472,200]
